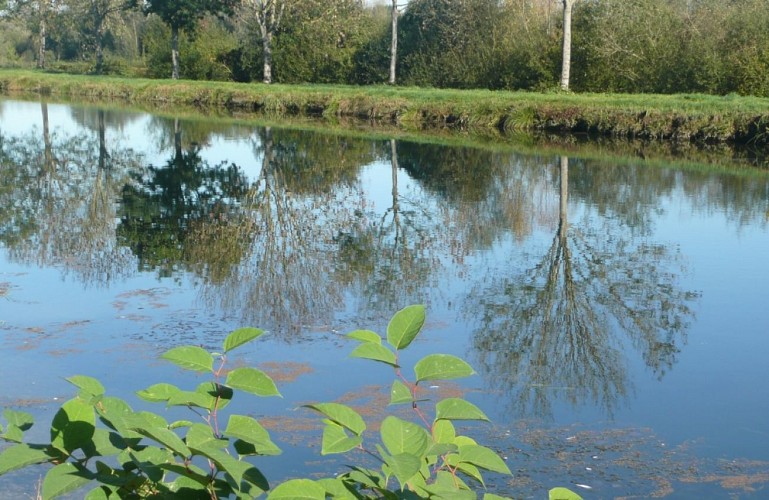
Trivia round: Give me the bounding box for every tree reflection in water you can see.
[0,105,141,286]
[189,127,375,338]
[469,156,701,419]
[117,118,250,277]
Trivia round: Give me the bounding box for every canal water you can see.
[1,98,768,498]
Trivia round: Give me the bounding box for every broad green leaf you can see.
[196,382,233,410]
[224,415,281,456]
[304,403,366,436]
[320,420,362,455]
[242,465,271,493]
[347,329,381,344]
[51,398,96,454]
[422,487,476,500]
[2,425,23,443]
[2,409,33,442]
[90,466,131,492]
[133,410,168,428]
[189,445,252,486]
[350,343,398,367]
[458,445,511,475]
[42,462,93,499]
[4,409,34,430]
[435,398,489,422]
[169,420,195,430]
[268,478,325,499]
[342,467,385,490]
[549,487,583,500]
[85,485,119,500]
[121,413,190,457]
[66,375,105,399]
[434,469,470,490]
[0,443,52,474]
[129,446,171,482]
[445,454,485,487]
[166,390,214,409]
[380,416,429,456]
[414,354,474,383]
[168,474,209,495]
[423,470,474,498]
[386,304,426,350]
[382,452,422,490]
[157,383,233,412]
[225,367,281,397]
[95,397,134,433]
[84,428,124,458]
[376,444,393,484]
[425,442,457,457]
[389,380,413,405]
[432,419,456,444]
[136,383,180,403]
[316,477,358,499]
[160,463,210,488]
[453,435,478,447]
[410,467,429,490]
[162,346,214,373]
[223,327,264,353]
[186,424,227,450]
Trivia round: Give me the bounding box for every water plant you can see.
[0,305,581,499]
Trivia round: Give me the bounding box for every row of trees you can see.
[1,0,768,95]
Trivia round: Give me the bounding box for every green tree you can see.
[398,0,502,88]
[273,0,372,83]
[134,0,237,79]
[78,0,128,73]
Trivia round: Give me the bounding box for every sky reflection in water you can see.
[1,98,768,497]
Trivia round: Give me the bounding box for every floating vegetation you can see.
[488,422,769,498]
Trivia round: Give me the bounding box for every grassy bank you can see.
[1,69,769,145]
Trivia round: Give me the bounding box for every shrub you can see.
[0,306,581,499]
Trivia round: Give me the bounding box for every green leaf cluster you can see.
[0,328,279,499]
[297,305,538,499]
[0,307,582,499]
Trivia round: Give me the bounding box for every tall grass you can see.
[1,69,769,144]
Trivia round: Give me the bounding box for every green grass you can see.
[2,69,768,178]
[1,69,769,145]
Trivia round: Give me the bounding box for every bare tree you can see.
[36,0,50,68]
[560,0,576,90]
[243,0,285,83]
[468,156,699,418]
[389,0,398,84]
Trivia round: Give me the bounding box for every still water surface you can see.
[1,98,768,497]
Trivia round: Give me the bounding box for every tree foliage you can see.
[2,0,769,94]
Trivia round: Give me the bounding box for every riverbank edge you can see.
[1,70,769,146]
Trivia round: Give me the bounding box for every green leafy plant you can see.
[273,304,517,499]
[0,306,582,499]
[0,327,281,498]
